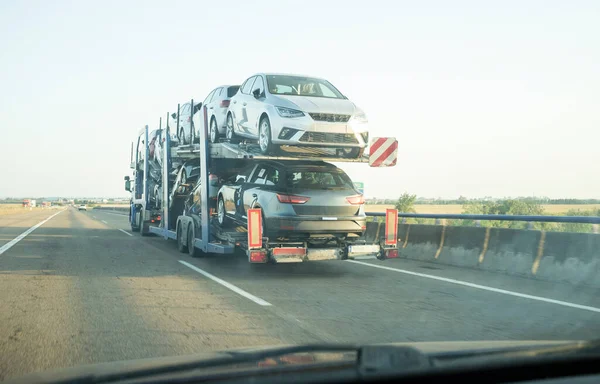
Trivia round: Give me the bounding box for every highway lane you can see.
[1,207,599,380]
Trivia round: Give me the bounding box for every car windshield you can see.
[285,168,354,190]
[266,75,345,99]
[2,1,598,383]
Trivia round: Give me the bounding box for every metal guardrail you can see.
[364,212,600,224]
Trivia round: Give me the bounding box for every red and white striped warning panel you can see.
[368,138,398,167]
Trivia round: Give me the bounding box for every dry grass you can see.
[365,204,600,215]
[0,204,28,216]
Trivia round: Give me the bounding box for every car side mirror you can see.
[171,113,177,119]
[252,88,262,99]
[125,180,131,192]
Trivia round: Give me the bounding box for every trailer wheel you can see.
[187,224,202,258]
[177,223,188,253]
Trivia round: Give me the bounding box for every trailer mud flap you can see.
[247,208,267,263]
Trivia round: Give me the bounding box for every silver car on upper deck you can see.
[225,73,369,158]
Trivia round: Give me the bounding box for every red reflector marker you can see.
[386,249,399,258]
[249,250,267,263]
[346,195,365,205]
[156,216,161,221]
[276,194,310,204]
[272,247,306,256]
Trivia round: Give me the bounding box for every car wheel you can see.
[226,114,238,143]
[258,117,275,155]
[210,118,219,143]
[179,128,188,145]
[340,147,363,159]
[181,169,187,185]
[177,224,188,253]
[217,197,229,227]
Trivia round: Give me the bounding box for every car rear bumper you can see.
[265,215,366,236]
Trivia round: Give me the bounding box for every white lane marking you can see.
[100,212,128,217]
[0,210,65,256]
[118,229,133,237]
[179,260,272,306]
[101,220,108,224]
[93,216,97,219]
[347,260,600,314]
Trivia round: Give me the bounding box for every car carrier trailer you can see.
[125,100,400,263]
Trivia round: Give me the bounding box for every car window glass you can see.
[318,83,336,97]
[241,77,255,94]
[285,169,353,189]
[265,167,280,186]
[181,104,191,114]
[249,166,268,184]
[210,88,222,103]
[203,90,215,105]
[251,76,264,95]
[227,86,240,97]
[236,165,255,182]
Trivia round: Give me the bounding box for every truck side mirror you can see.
[125,180,131,192]
[124,176,130,181]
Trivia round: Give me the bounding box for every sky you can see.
[0,0,598,199]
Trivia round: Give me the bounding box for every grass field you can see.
[364,204,600,214]
[0,203,27,216]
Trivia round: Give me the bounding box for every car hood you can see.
[271,95,358,115]
[7,340,576,383]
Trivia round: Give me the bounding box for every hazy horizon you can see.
[1,1,598,199]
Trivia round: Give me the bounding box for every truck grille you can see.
[309,113,351,123]
[299,132,358,144]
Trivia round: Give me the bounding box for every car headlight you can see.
[276,106,305,118]
[350,111,368,124]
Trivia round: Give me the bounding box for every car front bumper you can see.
[268,110,369,148]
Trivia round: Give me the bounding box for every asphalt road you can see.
[1,207,599,380]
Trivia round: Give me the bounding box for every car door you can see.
[245,76,265,137]
[194,89,215,141]
[222,164,256,218]
[233,76,255,137]
[179,103,191,141]
[241,163,269,217]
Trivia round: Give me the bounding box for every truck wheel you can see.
[187,225,202,258]
[177,224,188,253]
[259,117,275,155]
[210,118,219,143]
[140,210,150,236]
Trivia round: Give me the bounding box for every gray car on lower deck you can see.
[216,160,366,240]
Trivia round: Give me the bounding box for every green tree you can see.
[395,193,417,213]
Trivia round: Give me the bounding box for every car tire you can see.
[341,147,364,159]
[225,114,238,143]
[210,118,219,143]
[179,128,188,145]
[217,196,229,227]
[258,116,275,155]
[177,224,188,253]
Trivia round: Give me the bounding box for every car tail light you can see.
[157,215,161,221]
[346,195,365,205]
[249,250,267,263]
[220,100,230,108]
[276,194,310,204]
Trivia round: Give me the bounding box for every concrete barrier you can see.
[365,222,600,288]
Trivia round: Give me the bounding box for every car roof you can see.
[252,73,328,81]
[255,159,339,170]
